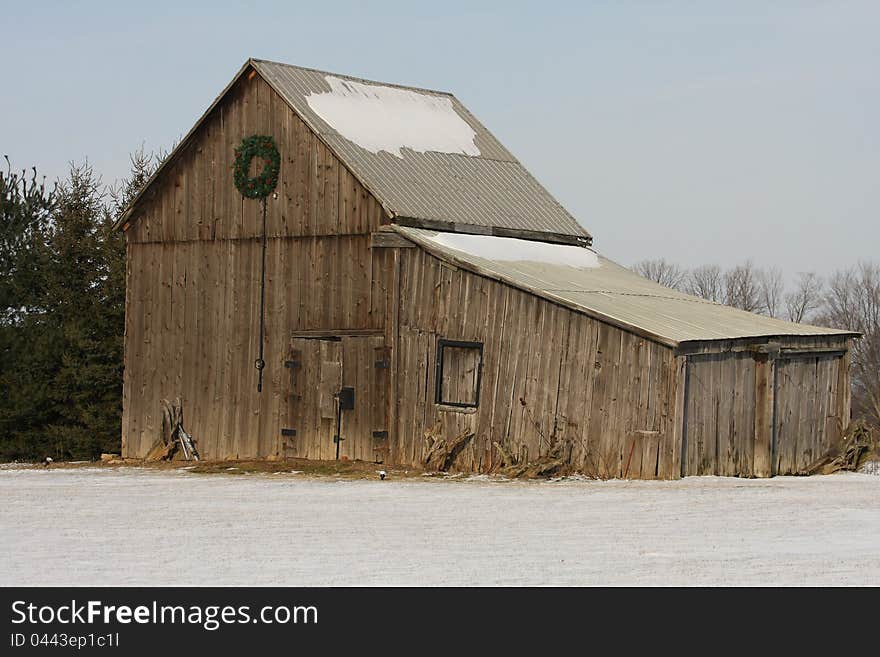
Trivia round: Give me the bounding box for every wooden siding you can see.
[125,72,388,244]
[391,248,680,479]
[122,68,397,459]
[122,236,391,459]
[677,335,852,356]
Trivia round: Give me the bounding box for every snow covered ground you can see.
[1,467,878,586]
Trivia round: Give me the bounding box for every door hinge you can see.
[281,428,297,437]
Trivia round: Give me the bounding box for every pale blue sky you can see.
[2,1,877,276]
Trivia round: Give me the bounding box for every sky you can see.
[2,1,877,277]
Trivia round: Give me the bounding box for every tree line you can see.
[633,258,880,428]
[0,152,158,461]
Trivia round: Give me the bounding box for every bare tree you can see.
[631,258,685,290]
[757,267,784,317]
[820,263,880,428]
[686,264,723,302]
[785,272,824,323]
[723,262,762,312]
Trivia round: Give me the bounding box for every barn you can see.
[116,58,857,478]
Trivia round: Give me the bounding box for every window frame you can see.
[434,338,484,408]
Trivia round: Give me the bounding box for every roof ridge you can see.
[251,58,457,98]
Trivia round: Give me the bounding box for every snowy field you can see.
[1,467,878,586]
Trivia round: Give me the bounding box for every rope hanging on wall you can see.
[256,196,268,392]
[233,135,280,393]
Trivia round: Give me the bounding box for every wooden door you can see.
[681,352,756,477]
[773,355,842,475]
[283,335,389,462]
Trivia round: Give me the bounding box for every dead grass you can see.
[7,454,590,482]
[187,458,417,479]
[10,457,424,480]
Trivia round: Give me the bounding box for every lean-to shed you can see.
[117,58,857,477]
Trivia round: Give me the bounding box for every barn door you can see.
[681,352,756,477]
[283,335,389,461]
[773,354,842,475]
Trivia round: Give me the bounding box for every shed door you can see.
[283,336,389,462]
[682,352,757,477]
[773,355,842,475]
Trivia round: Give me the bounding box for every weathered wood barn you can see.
[117,58,857,478]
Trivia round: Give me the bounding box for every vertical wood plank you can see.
[669,354,687,479]
[837,344,852,433]
[753,354,773,477]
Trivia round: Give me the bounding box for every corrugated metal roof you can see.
[252,59,591,244]
[394,226,856,346]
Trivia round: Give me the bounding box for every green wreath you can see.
[233,135,280,199]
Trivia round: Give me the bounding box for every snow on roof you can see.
[306,76,481,159]
[422,231,600,269]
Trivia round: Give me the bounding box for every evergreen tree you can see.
[42,162,119,458]
[0,159,55,321]
[0,150,158,460]
[0,161,57,459]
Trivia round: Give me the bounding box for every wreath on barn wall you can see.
[233,135,280,199]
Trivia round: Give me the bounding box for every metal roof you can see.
[394,226,856,347]
[252,59,591,244]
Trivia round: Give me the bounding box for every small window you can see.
[435,339,483,408]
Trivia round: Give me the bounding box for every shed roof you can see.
[394,226,857,347]
[118,58,591,245]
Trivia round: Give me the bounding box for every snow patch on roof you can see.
[306,76,481,159]
[423,232,600,269]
